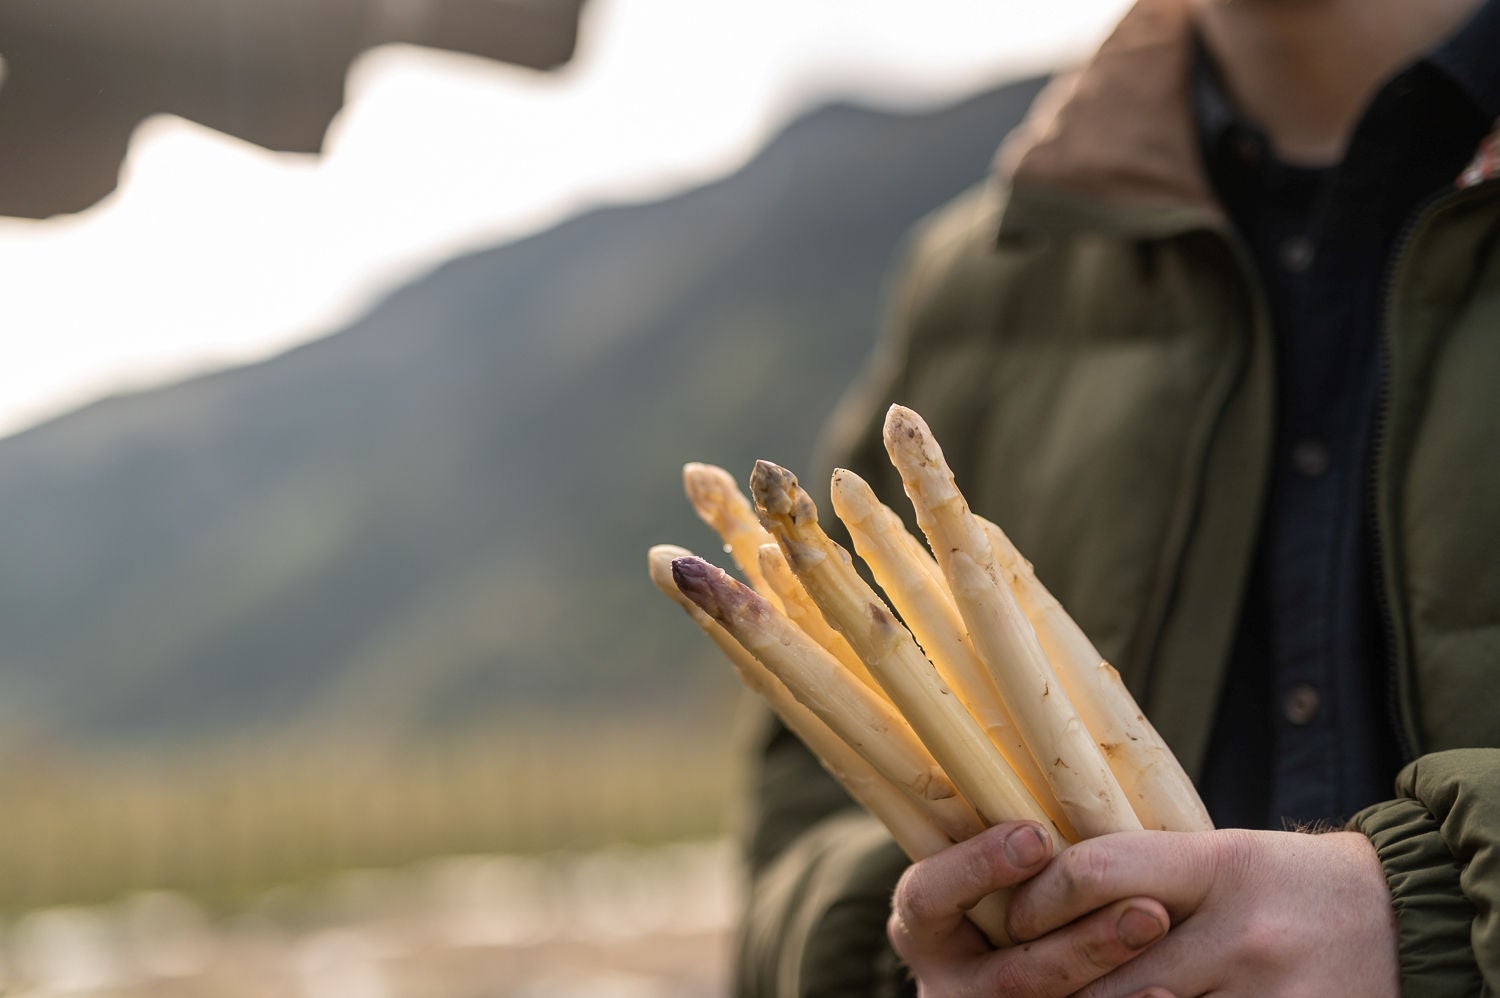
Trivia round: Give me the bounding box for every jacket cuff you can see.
[1349,796,1481,995]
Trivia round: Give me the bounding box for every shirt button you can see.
[1284,684,1322,725]
[1279,236,1316,273]
[1290,438,1330,478]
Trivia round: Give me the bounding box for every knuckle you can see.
[894,867,940,927]
[1235,910,1292,963]
[1075,918,1126,973]
[1208,828,1256,883]
[1003,893,1041,944]
[982,954,1049,998]
[965,837,1006,888]
[1057,842,1113,904]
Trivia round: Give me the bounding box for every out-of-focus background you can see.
[0,1,1128,993]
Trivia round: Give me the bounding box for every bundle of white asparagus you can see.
[649,405,1211,946]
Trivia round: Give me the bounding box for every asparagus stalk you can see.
[651,546,1008,943]
[757,543,888,699]
[750,460,1063,847]
[683,463,778,597]
[979,519,1213,832]
[651,546,983,830]
[882,405,1141,839]
[830,469,1078,842]
[671,556,985,823]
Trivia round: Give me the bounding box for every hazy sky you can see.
[0,0,1129,440]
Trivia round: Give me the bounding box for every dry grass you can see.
[0,711,742,914]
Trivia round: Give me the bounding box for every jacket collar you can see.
[995,0,1225,237]
[995,0,1500,238]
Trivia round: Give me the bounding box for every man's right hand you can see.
[887,821,1171,997]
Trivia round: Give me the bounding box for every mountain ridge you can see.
[0,76,1047,743]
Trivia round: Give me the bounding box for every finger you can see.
[1073,922,1219,998]
[888,821,1052,963]
[951,896,1169,998]
[1007,831,1221,942]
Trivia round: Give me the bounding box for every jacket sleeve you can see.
[1348,748,1500,996]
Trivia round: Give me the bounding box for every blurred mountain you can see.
[0,76,1045,743]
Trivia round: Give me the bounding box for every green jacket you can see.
[736,0,1500,994]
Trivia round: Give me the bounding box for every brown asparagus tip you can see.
[672,556,759,622]
[750,459,818,527]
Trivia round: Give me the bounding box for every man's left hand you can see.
[1004,827,1400,997]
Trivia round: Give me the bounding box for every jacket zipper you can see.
[1370,179,1499,764]
[1370,247,1413,764]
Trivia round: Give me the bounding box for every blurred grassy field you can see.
[0,707,744,914]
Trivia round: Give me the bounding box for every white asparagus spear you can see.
[898,520,950,595]
[756,542,889,699]
[671,555,978,823]
[979,519,1213,832]
[653,546,1009,944]
[882,405,1141,839]
[649,545,988,844]
[830,469,1078,842]
[683,463,778,598]
[750,461,1064,848]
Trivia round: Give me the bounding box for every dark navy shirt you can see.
[1197,0,1500,830]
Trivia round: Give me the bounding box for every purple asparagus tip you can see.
[672,555,761,623]
[671,554,714,597]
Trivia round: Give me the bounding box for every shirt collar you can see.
[1194,0,1500,158]
[1429,0,1500,123]
[1191,35,1270,177]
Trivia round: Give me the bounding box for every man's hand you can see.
[888,821,1171,996]
[1005,827,1399,997]
[890,825,1401,997]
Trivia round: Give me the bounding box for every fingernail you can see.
[1003,824,1048,867]
[1116,906,1166,949]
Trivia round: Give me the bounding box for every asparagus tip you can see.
[671,555,758,621]
[682,462,739,516]
[883,403,950,486]
[884,403,924,437]
[648,544,694,593]
[750,460,817,526]
[828,467,878,526]
[755,541,786,578]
